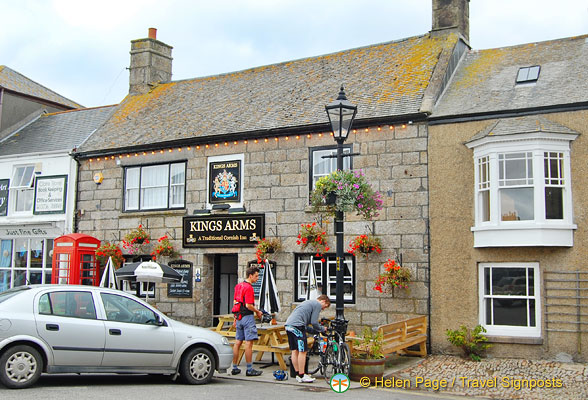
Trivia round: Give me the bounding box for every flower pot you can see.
[349,357,385,382]
[324,191,337,205]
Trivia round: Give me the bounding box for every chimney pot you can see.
[148,28,157,39]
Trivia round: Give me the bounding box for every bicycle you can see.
[307,318,350,382]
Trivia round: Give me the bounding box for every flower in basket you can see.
[352,326,384,360]
[296,222,329,262]
[95,242,124,269]
[122,224,150,254]
[373,258,412,293]
[255,237,282,263]
[151,235,180,261]
[347,234,382,258]
[310,169,383,220]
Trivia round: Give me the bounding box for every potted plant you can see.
[373,258,412,294]
[150,235,180,262]
[122,224,150,254]
[350,327,385,382]
[95,242,124,269]
[296,222,329,262]
[347,234,382,258]
[255,237,282,263]
[310,169,383,220]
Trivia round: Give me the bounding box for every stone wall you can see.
[77,122,430,332]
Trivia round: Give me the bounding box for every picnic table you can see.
[211,314,291,370]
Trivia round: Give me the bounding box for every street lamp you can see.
[325,86,357,335]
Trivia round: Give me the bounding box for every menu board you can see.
[247,260,275,299]
[167,261,193,298]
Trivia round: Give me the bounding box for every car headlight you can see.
[221,336,230,346]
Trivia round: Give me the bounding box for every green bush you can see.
[446,325,492,361]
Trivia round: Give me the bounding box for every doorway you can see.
[213,254,238,319]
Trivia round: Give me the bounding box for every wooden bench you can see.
[378,316,427,357]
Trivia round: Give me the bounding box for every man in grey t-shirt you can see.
[285,294,330,383]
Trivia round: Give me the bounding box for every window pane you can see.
[528,66,540,80]
[0,270,11,292]
[45,240,53,269]
[169,163,185,207]
[15,189,34,212]
[30,239,43,268]
[500,188,534,220]
[480,190,490,222]
[13,269,27,287]
[14,239,28,268]
[492,298,528,326]
[484,267,490,295]
[492,267,526,296]
[141,165,169,209]
[0,240,12,268]
[311,148,350,189]
[529,299,536,327]
[486,298,492,324]
[125,168,140,210]
[12,166,35,187]
[545,187,563,219]
[101,293,157,324]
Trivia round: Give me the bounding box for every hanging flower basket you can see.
[310,169,383,220]
[296,222,329,262]
[347,234,382,258]
[95,242,124,269]
[150,235,180,261]
[373,259,412,293]
[123,224,150,254]
[255,237,282,263]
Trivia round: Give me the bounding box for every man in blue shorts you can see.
[285,294,330,383]
[231,266,263,376]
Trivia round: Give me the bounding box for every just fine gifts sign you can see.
[183,214,265,247]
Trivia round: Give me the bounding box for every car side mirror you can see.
[154,314,166,326]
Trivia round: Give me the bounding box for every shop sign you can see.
[1,225,63,238]
[34,175,67,214]
[183,214,264,247]
[0,179,8,216]
[209,160,241,204]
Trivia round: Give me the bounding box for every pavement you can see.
[216,353,588,399]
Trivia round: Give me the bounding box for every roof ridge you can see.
[45,104,118,117]
[472,33,588,52]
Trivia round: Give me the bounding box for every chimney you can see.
[431,0,469,43]
[129,28,173,95]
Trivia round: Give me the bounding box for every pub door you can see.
[213,254,238,322]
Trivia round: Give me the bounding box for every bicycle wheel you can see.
[306,339,322,375]
[322,342,338,382]
[338,342,350,377]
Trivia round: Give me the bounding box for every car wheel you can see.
[180,347,215,385]
[0,345,43,389]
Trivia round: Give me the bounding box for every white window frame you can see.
[10,165,36,214]
[123,162,186,211]
[479,262,541,338]
[468,134,577,247]
[295,254,355,304]
[309,145,352,191]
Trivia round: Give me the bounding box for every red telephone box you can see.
[52,234,101,286]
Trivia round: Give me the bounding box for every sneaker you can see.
[295,375,303,383]
[230,367,241,375]
[301,374,315,383]
[246,368,263,376]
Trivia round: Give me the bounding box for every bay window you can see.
[467,119,577,247]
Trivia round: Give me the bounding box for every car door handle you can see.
[46,324,59,331]
[109,329,122,336]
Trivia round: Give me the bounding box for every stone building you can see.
[429,34,588,361]
[74,0,471,331]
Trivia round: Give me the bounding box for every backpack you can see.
[232,282,253,320]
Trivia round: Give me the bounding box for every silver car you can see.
[0,285,233,389]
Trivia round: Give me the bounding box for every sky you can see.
[2,0,587,108]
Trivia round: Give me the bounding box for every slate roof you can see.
[467,115,580,144]
[0,106,116,156]
[78,33,460,154]
[433,35,588,118]
[0,65,82,109]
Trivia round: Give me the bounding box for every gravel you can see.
[388,355,588,399]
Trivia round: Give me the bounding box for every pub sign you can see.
[183,214,264,247]
[209,160,241,204]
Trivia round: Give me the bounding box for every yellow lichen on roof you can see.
[111,82,177,123]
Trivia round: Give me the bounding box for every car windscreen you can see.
[0,286,31,304]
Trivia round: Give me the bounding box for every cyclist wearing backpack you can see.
[230,265,263,376]
[285,294,331,383]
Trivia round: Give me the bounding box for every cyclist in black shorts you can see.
[285,294,330,383]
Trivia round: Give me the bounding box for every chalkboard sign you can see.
[167,260,193,298]
[247,260,275,299]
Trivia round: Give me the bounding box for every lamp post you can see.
[325,86,357,336]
